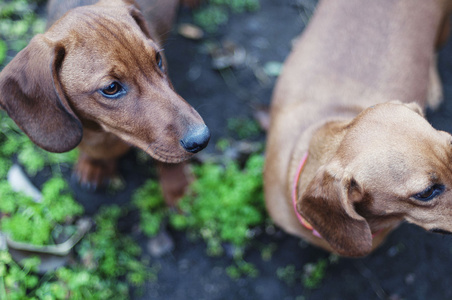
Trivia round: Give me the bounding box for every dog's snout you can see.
[180,125,210,153]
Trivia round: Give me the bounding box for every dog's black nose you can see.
[180,125,210,153]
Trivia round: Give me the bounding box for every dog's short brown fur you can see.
[0,0,210,204]
[265,0,452,257]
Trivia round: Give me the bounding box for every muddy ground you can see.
[33,0,452,299]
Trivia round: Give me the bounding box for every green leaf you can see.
[0,39,6,65]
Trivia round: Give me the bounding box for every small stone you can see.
[178,23,204,40]
[210,40,246,70]
[405,273,416,285]
[7,164,42,202]
[147,229,174,258]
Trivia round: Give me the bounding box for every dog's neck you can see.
[290,120,348,198]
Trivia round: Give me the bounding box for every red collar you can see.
[292,152,322,238]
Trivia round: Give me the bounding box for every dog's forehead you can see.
[339,103,452,181]
[51,7,161,80]
[346,103,439,146]
[48,5,153,47]
[358,103,425,127]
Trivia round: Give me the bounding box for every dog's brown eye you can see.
[100,82,126,99]
[103,83,120,95]
[413,184,445,201]
[156,52,163,70]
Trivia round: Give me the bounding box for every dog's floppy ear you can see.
[0,34,82,153]
[128,5,153,39]
[298,164,372,257]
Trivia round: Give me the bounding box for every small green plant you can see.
[163,154,266,278]
[226,259,258,279]
[170,154,265,255]
[260,242,277,261]
[0,177,83,245]
[302,258,328,289]
[0,39,6,64]
[193,0,260,33]
[193,6,228,33]
[131,165,267,279]
[35,267,128,300]
[0,204,156,299]
[215,138,231,152]
[227,117,262,139]
[0,0,46,66]
[277,255,339,290]
[132,179,167,237]
[76,205,156,294]
[276,264,298,286]
[211,0,260,13]
[0,251,41,299]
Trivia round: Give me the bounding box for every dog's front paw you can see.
[158,161,193,206]
[73,154,121,191]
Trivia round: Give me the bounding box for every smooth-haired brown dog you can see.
[265,0,452,257]
[0,0,210,205]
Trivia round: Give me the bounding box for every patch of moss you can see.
[193,0,260,32]
[170,154,265,255]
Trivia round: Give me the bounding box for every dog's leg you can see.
[74,129,131,189]
[74,153,120,190]
[157,161,193,206]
